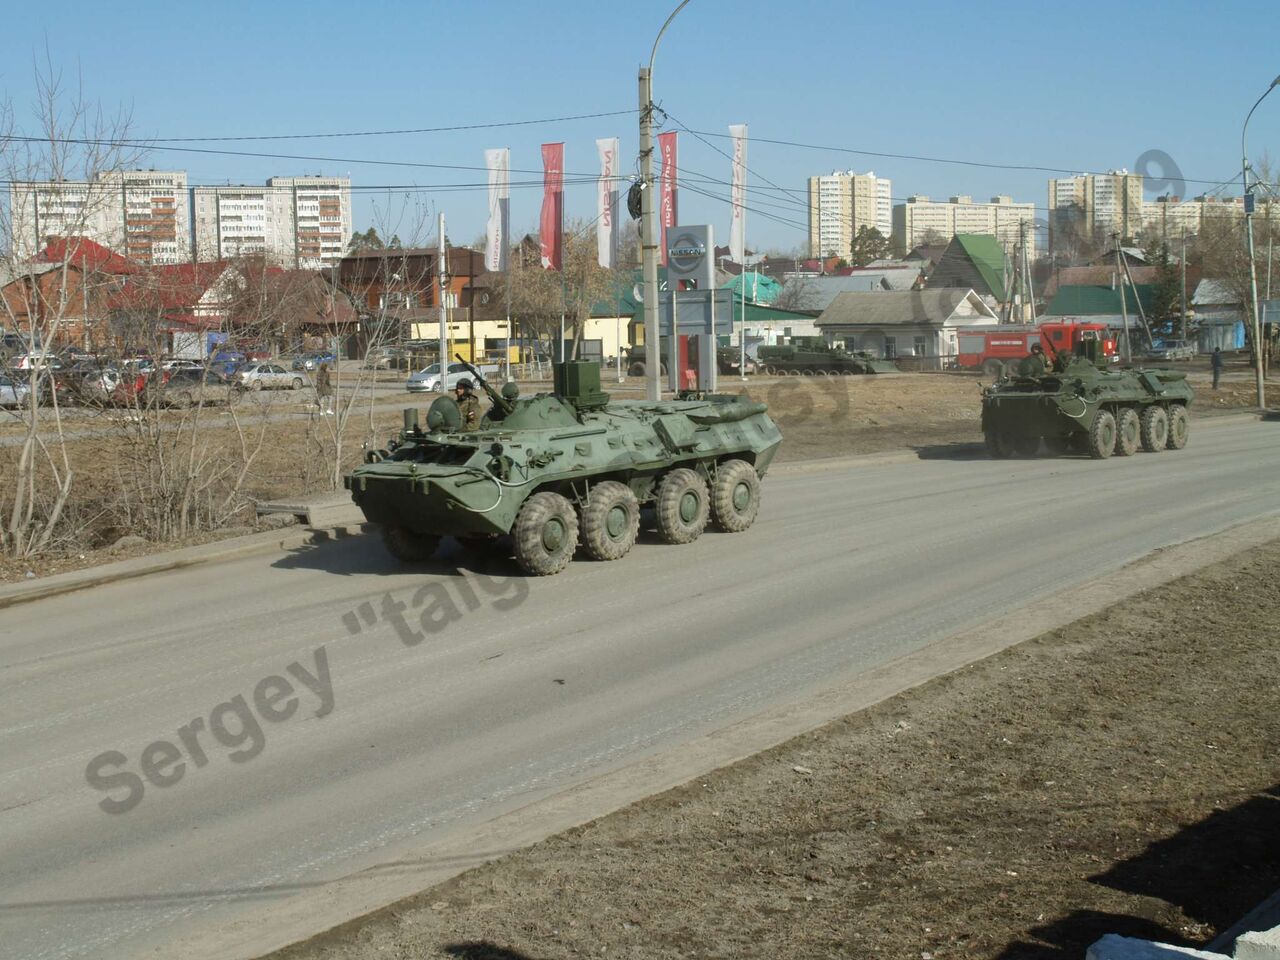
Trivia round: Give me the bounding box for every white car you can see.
[161,359,204,371]
[236,362,306,391]
[405,362,500,393]
[0,374,31,407]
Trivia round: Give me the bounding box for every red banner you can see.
[540,142,564,270]
[658,132,678,265]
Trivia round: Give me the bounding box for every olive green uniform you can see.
[457,393,481,431]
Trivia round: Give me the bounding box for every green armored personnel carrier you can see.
[981,335,1193,459]
[756,338,896,376]
[345,359,782,575]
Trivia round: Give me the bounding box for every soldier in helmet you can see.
[485,380,520,424]
[453,378,481,431]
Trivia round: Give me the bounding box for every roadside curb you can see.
[0,522,370,611]
[170,515,1280,960]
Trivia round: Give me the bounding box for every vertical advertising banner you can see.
[729,124,748,265]
[540,142,564,270]
[484,147,510,273]
[596,137,619,270]
[658,131,678,265]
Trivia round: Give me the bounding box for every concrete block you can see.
[1236,926,1280,960]
[1086,934,1230,960]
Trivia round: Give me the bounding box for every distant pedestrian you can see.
[1211,347,1223,390]
[316,362,334,414]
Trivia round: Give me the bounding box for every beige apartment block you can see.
[808,170,893,257]
[9,170,190,264]
[891,195,1036,257]
[194,176,351,269]
[1048,170,1144,251]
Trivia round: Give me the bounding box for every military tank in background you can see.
[345,359,782,575]
[981,333,1194,459]
[756,338,897,376]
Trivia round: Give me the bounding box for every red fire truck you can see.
[955,321,1117,377]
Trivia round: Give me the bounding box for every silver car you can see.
[0,374,31,407]
[405,362,501,393]
[236,362,306,391]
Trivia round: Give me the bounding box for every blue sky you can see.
[2,0,1276,255]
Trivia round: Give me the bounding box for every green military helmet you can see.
[500,381,520,401]
[426,395,462,432]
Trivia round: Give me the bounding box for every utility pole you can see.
[1180,232,1188,342]
[1114,236,1131,362]
[1242,75,1278,409]
[437,212,449,370]
[639,1,692,402]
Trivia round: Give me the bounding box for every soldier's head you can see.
[1030,343,1044,356]
[454,378,473,397]
[500,381,520,401]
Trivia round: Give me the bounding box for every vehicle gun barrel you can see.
[455,353,513,416]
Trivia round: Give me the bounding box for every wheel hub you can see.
[541,517,566,551]
[731,482,750,512]
[678,491,700,523]
[605,504,628,538]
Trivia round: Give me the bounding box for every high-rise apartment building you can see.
[892,195,1037,257]
[9,170,190,264]
[1048,170,1144,252]
[807,170,892,257]
[193,176,351,268]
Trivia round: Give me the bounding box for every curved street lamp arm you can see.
[649,0,693,77]
[1242,76,1280,180]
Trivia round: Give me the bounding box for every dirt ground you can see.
[1,368,1263,583]
[270,536,1280,960]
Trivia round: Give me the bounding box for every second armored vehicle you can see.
[981,334,1193,459]
[756,338,897,376]
[345,359,782,575]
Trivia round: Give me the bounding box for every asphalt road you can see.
[2,416,1277,960]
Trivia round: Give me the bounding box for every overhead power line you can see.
[675,126,1235,188]
[135,109,638,143]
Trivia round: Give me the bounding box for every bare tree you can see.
[0,60,142,558]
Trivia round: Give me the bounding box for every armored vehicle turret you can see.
[981,334,1194,459]
[756,338,897,376]
[345,359,782,575]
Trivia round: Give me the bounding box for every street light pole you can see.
[1242,75,1279,410]
[639,0,692,402]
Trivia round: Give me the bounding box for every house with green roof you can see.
[1044,283,1155,319]
[925,235,1010,304]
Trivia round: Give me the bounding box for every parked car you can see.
[405,362,494,393]
[8,352,64,372]
[1144,339,1196,362]
[235,362,307,391]
[292,352,338,371]
[161,358,205,372]
[0,374,31,408]
[156,368,240,407]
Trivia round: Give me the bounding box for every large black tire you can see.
[1114,407,1140,456]
[628,362,646,378]
[1013,436,1040,456]
[711,459,760,532]
[1088,409,1117,459]
[579,480,639,561]
[382,525,440,562]
[1166,404,1189,450]
[655,467,710,544]
[513,491,578,576]
[984,429,1014,459]
[1140,405,1169,452]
